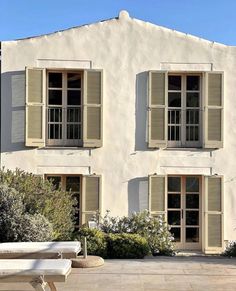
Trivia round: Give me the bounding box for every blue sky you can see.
[0,0,236,45]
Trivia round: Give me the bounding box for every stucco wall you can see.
[1,11,236,241]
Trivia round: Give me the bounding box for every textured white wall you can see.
[1,11,236,242]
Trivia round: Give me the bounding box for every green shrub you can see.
[98,210,175,256]
[223,241,236,257]
[0,168,76,240]
[0,184,53,242]
[77,227,107,257]
[106,233,149,259]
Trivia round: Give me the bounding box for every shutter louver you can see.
[204,176,224,253]
[148,71,167,148]
[204,72,224,148]
[25,68,45,147]
[149,175,166,214]
[83,70,103,147]
[82,175,101,224]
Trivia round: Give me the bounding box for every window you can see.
[168,74,201,147]
[45,174,101,226]
[26,68,103,148]
[47,72,82,146]
[148,71,223,149]
[46,175,81,226]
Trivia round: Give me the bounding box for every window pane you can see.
[67,124,80,139]
[49,90,62,105]
[186,93,199,107]
[168,76,181,90]
[186,126,199,141]
[186,110,199,124]
[49,124,62,139]
[170,227,181,242]
[186,211,199,225]
[48,108,62,122]
[168,92,181,107]
[186,194,199,209]
[67,73,81,88]
[49,73,62,88]
[67,90,81,105]
[186,177,199,192]
[168,177,181,192]
[187,76,199,91]
[66,176,80,192]
[67,108,80,122]
[46,176,61,189]
[168,194,181,208]
[168,211,181,226]
[186,228,199,242]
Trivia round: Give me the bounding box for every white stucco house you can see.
[0,10,235,254]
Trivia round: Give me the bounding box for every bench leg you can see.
[30,277,47,291]
[48,282,57,291]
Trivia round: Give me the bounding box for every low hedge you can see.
[77,228,107,258]
[106,233,150,259]
[76,228,150,259]
[223,241,236,257]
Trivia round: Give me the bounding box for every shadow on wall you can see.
[1,71,26,153]
[135,72,155,152]
[128,177,149,216]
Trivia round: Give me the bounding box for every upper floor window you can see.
[168,74,201,147]
[47,72,82,146]
[26,68,103,148]
[148,71,223,149]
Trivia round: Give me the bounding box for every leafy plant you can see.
[223,241,236,257]
[0,168,76,240]
[106,233,149,259]
[0,184,53,242]
[77,227,107,257]
[97,210,175,256]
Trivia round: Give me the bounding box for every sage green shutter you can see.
[83,70,103,147]
[204,72,224,148]
[25,67,46,147]
[148,71,167,148]
[204,176,224,253]
[149,175,167,216]
[82,175,101,224]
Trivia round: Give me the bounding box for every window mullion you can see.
[182,75,186,147]
[63,72,67,146]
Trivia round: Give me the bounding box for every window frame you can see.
[45,174,82,226]
[167,73,202,148]
[46,70,83,147]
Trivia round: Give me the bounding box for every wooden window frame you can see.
[45,174,82,226]
[167,73,202,148]
[46,70,83,147]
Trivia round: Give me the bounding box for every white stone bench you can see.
[0,259,71,291]
[0,241,81,259]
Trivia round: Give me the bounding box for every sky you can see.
[0,0,236,45]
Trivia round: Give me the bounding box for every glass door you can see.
[168,176,201,250]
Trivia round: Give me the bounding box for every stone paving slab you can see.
[0,257,236,290]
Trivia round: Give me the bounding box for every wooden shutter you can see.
[204,176,224,254]
[83,70,103,147]
[204,72,224,148]
[81,175,101,224]
[149,175,167,217]
[148,71,167,148]
[25,67,46,147]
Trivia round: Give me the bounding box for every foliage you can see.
[0,184,53,242]
[77,227,107,257]
[223,241,236,257]
[106,233,149,259]
[97,210,175,256]
[0,168,76,240]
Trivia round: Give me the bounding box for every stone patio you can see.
[0,256,236,290]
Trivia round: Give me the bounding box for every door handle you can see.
[181,209,184,219]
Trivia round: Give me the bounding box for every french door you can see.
[167,176,201,250]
